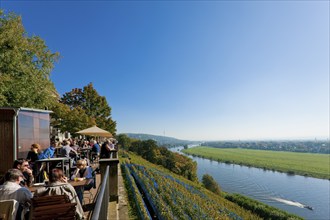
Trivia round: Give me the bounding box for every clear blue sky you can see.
[1,1,329,141]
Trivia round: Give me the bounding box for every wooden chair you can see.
[30,195,77,220]
[0,200,19,220]
[31,195,70,206]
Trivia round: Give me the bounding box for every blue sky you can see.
[1,1,329,141]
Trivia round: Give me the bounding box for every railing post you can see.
[99,158,119,202]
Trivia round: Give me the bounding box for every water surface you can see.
[171,147,330,220]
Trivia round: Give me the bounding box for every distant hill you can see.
[123,133,197,146]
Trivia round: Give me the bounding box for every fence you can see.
[91,165,110,220]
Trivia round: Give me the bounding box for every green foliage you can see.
[116,134,132,150]
[204,140,330,154]
[121,164,149,220]
[124,133,196,146]
[225,194,303,220]
[59,82,116,134]
[128,139,197,181]
[0,10,59,109]
[183,147,330,179]
[51,102,95,135]
[202,174,221,195]
[122,154,262,220]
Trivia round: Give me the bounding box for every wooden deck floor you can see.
[82,173,100,219]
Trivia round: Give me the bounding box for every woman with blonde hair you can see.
[71,159,94,204]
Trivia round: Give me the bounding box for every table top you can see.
[29,179,90,192]
[69,179,92,187]
[36,157,70,162]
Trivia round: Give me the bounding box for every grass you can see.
[120,151,302,220]
[182,147,330,179]
[122,151,262,220]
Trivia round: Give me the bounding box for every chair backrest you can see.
[31,203,77,220]
[30,195,76,220]
[31,195,70,206]
[0,199,19,220]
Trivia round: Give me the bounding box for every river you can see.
[170,146,330,220]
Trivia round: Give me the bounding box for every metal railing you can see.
[91,165,109,220]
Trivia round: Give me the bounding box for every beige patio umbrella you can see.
[76,125,113,137]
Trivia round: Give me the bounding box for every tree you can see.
[116,134,131,150]
[0,11,59,109]
[202,174,221,195]
[61,83,116,134]
[51,102,95,135]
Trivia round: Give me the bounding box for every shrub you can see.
[202,174,221,195]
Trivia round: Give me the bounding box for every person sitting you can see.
[80,140,90,149]
[0,169,33,219]
[34,168,84,219]
[71,159,94,204]
[90,140,100,162]
[12,159,34,187]
[38,140,57,159]
[70,139,80,151]
[61,139,78,159]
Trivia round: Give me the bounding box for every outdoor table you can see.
[69,179,92,187]
[29,179,90,192]
[35,157,71,181]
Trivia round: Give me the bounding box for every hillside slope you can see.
[123,133,196,146]
[120,151,303,220]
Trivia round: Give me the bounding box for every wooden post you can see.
[99,158,119,202]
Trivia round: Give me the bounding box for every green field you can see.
[120,151,302,220]
[182,147,330,179]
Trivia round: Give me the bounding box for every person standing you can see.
[100,139,111,158]
[26,143,40,178]
[61,139,77,158]
[26,144,40,163]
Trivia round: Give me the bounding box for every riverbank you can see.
[121,151,303,220]
[182,147,330,179]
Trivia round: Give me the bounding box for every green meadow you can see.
[120,151,302,220]
[182,147,330,179]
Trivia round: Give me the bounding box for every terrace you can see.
[0,108,129,219]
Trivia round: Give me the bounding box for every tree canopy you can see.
[0,11,116,136]
[60,83,116,135]
[128,138,197,181]
[0,10,59,109]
